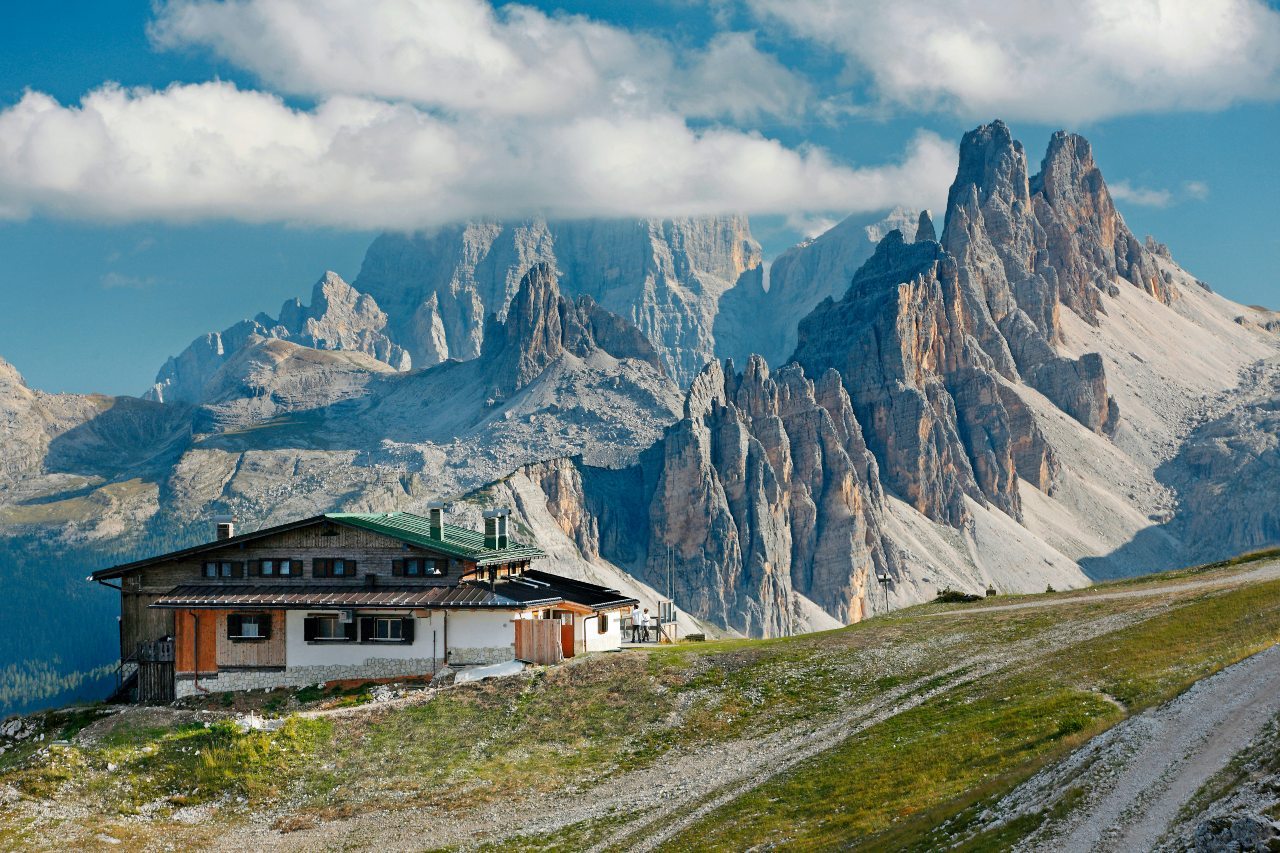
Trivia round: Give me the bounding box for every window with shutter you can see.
[228,613,270,641]
[598,614,609,634]
[392,559,404,577]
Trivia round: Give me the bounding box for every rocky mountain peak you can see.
[946,119,1030,215]
[915,210,937,244]
[487,262,667,397]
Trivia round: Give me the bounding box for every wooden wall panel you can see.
[214,610,286,668]
[175,609,219,674]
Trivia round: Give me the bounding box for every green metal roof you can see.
[326,511,545,566]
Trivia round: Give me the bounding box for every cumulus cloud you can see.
[748,0,1280,123]
[1109,180,1173,208]
[0,82,956,229]
[150,0,808,122]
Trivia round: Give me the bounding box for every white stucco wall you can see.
[284,610,446,668]
[583,608,624,652]
[447,610,515,659]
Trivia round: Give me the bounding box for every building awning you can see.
[149,582,563,610]
[501,570,639,611]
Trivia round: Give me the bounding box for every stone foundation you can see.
[447,645,516,666]
[174,657,445,698]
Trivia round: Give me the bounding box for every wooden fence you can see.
[515,620,564,666]
[135,640,175,703]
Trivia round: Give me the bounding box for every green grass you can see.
[3,554,1278,849]
[666,579,1280,851]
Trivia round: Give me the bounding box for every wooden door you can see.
[175,610,219,675]
[561,622,575,659]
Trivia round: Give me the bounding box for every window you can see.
[227,613,271,641]
[359,615,414,644]
[313,558,356,578]
[202,561,240,579]
[254,558,298,578]
[393,558,446,577]
[303,612,355,642]
[598,613,609,634]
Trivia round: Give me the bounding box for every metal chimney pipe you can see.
[213,514,235,541]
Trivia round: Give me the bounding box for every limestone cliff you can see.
[147,272,407,404]
[792,230,1059,527]
[483,263,666,398]
[714,208,920,367]
[355,216,764,386]
[544,357,898,637]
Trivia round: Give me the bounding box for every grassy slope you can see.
[0,553,1277,850]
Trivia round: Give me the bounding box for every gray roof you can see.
[150,582,561,610]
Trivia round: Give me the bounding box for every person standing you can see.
[630,603,642,642]
[640,607,651,643]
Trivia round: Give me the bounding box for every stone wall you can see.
[173,657,445,698]
[447,645,515,666]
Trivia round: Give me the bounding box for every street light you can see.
[876,571,893,613]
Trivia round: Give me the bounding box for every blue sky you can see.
[1,0,1277,395]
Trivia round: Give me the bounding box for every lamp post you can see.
[876,571,892,614]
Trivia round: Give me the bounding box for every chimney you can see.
[213,514,235,541]
[484,509,509,549]
[427,502,444,539]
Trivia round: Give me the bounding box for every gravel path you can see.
[970,643,1280,852]
[916,559,1280,619]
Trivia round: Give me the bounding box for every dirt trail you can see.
[916,559,1280,619]
[973,643,1280,852]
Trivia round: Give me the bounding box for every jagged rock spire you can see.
[915,210,937,243]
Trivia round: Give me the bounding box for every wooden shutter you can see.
[392,559,404,577]
[303,616,318,641]
[344,619,357,641]
[359,616,375,642]
[433,559,448,577]
[400,618,415,644]
[248,560,260,577]
[227,614,242,638]
[314,558,328,578]
[232,561,244,579]
[257,614,272,639]
[345,560,356,576]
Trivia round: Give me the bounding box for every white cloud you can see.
[150,0,807,123]
[1184,180,1210,200]
[0,82,956,229]
[748,0,1280,123]
[1109,180,1173,207]
[101,272,159,289]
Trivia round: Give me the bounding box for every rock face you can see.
[355,216,764,385]
[715,208,920,367]
[484,263,665,398]
[564,357,897,637]
[147,272,408,404]
[793,230,1059,526]
[940,121,1157,432]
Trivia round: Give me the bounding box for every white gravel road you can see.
[973,642,1280,851]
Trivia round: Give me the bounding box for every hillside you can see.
[1,550,1278,849]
